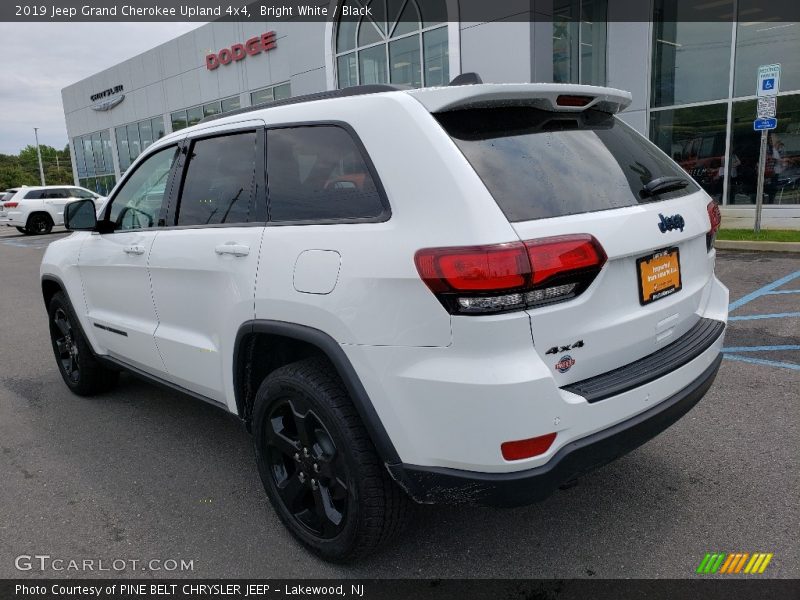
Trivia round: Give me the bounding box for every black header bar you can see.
[2,0,800,22]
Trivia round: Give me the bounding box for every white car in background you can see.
[0,186,103,235]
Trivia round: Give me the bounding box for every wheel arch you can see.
[234,320,400,465]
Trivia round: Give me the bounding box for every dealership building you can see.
[62,0,800,214]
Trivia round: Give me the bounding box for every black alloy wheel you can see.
[52,307,80,384]
[27,213,52,234]
[264,398,349,539]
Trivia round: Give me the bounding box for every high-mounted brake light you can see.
[706,201,721,251]
[556,94,593,107]
[415,234,606,315]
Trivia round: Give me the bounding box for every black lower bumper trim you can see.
[389,352,722,507]
[563,318,725,403]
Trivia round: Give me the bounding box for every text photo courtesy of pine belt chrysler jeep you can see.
[41,78,728,562]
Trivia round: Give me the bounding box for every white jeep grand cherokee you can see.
[1,185,102,234]
[40,80,728,562]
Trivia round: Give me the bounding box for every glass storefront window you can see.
[203,101,221,118]
[649,103,728,201]
[221,96,241,113]
[152,117,165,140]
[139,119,153,149]
[171,110,188,132]
[728,94,800,205]
[187,106,203,127]
[734,22,800,97]
[359,45,388,85]
[335,0,448,89]
[251,83,291,106]
[389,36,421,87]
[651,0,734,107]
[274,83,291,100]
[74,130,115,185]
[126,123,141,162]
[73,137,87,179]
[423,27,448,87]
[115,126,130,172]
[553,0,607,86]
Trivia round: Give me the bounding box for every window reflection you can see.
[649,104,728,200]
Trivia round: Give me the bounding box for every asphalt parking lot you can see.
[0,228,797,579]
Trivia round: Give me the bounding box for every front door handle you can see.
[123,245,145,256]
[215,243,250,257]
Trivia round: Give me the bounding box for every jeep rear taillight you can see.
[3,202,18,208]
[414,234,606,315]
[706,200,721,251]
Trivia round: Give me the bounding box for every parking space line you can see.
[723,354,800,371]
[728,312,800,321]
[765,290,800,295]
[723,345,800,353]
[728,270,800,312]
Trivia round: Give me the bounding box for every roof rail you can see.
[199,84,402,124]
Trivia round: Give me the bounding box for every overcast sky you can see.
[0,22,202,154]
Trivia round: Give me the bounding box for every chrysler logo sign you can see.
[90,84,124,111]
[91,95,125,111]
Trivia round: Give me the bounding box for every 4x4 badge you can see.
[658,213,685,233]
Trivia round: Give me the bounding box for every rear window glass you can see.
[24,190,45,199]
[267,125,387,223]
[435,107,699,222]
[1,191,17,202]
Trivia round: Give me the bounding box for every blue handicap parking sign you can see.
[753,117,777,130]
[763,78,775,91]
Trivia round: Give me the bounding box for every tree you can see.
[0,165,38,190]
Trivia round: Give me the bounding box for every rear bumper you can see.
[388,352,722,507]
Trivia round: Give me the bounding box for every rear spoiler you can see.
[407,83,632,115]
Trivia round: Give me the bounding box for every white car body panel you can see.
[1,186,101,229]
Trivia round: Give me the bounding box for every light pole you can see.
[33,127,46,186]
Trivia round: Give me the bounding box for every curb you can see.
[715,240,800,252]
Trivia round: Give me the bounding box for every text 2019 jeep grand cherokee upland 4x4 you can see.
[40,80,728,562]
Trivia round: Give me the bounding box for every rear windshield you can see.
[435,107,699,222]
[1,191,16,202]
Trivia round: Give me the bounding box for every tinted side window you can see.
[44,189,70,199]
[109,146,179,231]
[267,126,386,222]
[70,188,95,199]
[176,132,257,226]
[24,190,45,199]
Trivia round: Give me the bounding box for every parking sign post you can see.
[753,64,780,234]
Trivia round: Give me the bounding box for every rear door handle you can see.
[215,243,250,257]
[123,245,145,256]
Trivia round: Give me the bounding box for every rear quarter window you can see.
[435,107,699,222]
[266,125,388,223]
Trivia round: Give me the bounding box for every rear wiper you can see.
[640,176,689,198]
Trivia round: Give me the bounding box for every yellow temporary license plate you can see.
[637,247,682,305]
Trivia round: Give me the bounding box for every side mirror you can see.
[64,199,97,231]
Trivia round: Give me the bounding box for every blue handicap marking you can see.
[763,78,775,91]
[754,117,777,131]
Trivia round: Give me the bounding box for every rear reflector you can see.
[415,235,606,315]
[501,432,557,461]
[556,95,593,107]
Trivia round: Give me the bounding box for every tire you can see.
[16,227,26,234]
[252,357,411,562]
[26,213,53,235]
[48,291,119,396]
